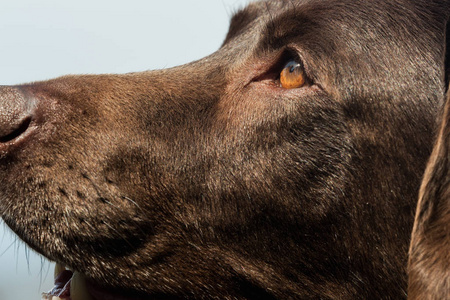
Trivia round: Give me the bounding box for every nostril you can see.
[0,117,32,143]
[0,86,35,144]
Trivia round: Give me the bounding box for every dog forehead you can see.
[223,1,431,67]
[226,0,444,41]
[224,0,389,58]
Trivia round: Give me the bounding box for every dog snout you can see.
[0,86,35,144]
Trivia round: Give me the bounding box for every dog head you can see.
[1,0,449,299]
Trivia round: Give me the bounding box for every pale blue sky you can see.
[0,0,249,298]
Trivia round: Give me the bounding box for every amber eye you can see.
[280,60,306,89]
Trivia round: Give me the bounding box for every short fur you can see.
[0,0,449,299]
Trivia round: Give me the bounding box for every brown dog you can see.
[0,0,449,299]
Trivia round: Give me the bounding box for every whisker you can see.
[0,239,16,257]
[25,245,31,275]
[122,195,142,210]
[38,256,52,291]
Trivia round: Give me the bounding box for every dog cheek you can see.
[201,90,350,229]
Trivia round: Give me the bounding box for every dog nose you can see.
[0,86,34,143]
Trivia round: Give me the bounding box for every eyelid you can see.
[249,46,315,89]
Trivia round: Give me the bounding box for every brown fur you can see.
[408,91,450,299]
[0,0,449,299]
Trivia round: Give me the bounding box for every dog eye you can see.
[280,60,306,89]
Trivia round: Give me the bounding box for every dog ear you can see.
[445,20,450,91]
[407,12,450,300]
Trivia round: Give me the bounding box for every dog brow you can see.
[256,5,319,51]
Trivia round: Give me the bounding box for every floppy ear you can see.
[408,13,450,300]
